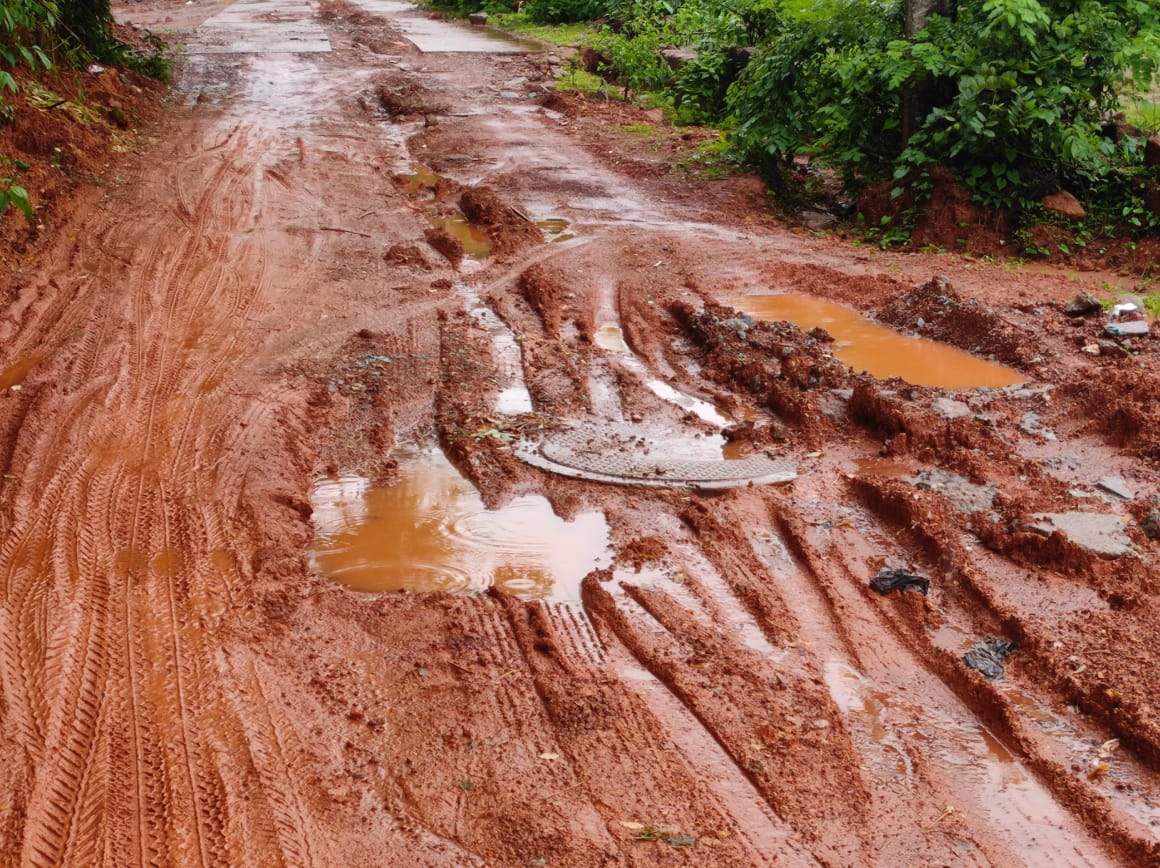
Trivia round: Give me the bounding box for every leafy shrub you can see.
[728,0,1160,206]
[525,0,606,24]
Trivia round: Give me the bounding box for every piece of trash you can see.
[1110,302,1138,318]
[1080,343,1100,355]
[964,637,1018,680]
[1097,738,1120,759]
[618,821,645,830]
[9,385,21,391]
[869,567,930,595]
[538,752,559,761]
[805,450,822,458]
[87,64,105,75]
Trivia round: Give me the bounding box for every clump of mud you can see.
[1062,369,1160,460]
[424,226,464,266]
[375,72,447,118]
[877,276,1032,368]
[517,262,565,338]
[671,300,848,435]
[459,186,542,260]
[383,242,433,270]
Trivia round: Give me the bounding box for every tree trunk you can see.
[902,0,956,143]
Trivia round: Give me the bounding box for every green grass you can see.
[554,68,619,98]
[1144,294,1160,317]
[1124,93,1160,134]
[488,13,594,46]
[620,122,657,137]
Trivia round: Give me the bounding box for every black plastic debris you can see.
[964,638,1019,680]
[870,567,930,596]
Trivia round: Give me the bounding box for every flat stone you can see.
[1020,411,1057,441]
[1029,512,1134,557]
[907,469,997,514]
[1105,321,1150,337]
[931,397,971,419]
[1097,476,1133,499]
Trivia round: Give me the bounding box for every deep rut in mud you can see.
[0,0,1157,864]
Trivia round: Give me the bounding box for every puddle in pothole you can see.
[0,355,42,390]
[432,216,492,259]
[406,164,441,194]
[725,293,1025,389]
[310,448,610,600]
[536,217,573,242]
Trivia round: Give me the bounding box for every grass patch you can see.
[555,68,619,99]
[620,122,657,137]
[1124,94,1160,134]
[489,13,593,46]
[1144,294,1160,317]
[675,133,740,180]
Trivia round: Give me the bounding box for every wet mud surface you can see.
[0,0,1157,864]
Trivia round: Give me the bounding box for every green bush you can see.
[728,0,1160,207]
[525,0,606,24]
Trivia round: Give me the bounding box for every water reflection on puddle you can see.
[725,293,1025,389]
[432,216,492,259]
[310,449,609,600]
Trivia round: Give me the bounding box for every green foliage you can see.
[728,0,1160,208]
[524,0,606,24]
[488,12,594,45]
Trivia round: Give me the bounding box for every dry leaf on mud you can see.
[618,821,645,830]
[538,752,559,761]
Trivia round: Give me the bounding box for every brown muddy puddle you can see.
[0,355,41,390]
[725,293,1024,389]
[432,216,492,259]
[537,217,574,242]
[310,449,609,600]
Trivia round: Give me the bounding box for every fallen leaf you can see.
[805,450,822,458]
[538,752,559,761]
[618,821,644,831]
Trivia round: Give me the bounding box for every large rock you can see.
[1041,190,1086,221]
[660,47,698,71]
[467,12,488,24]
[1146,135,1160,168]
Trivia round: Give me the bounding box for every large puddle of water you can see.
[310,449,609,600]
[725,293,1025,389]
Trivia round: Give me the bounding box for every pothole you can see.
[725,293,1025,389]
[432,215,492,259]
[516,422,796,490]
[310,448,609,599]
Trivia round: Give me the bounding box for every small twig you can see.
[320,226,373,238]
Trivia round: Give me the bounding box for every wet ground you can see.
[0,0,1157,864]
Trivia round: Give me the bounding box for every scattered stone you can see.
[1146,135,1160,168]
[1081,343,1101,355]
[1143,509,1160,541]
[1105,321,1150,338]
[931,397,971,419]
[1064,292,1102,317]
[1028,512,1134,557]
[1020,411,1057,442]
[1097,340,1128,357]
[660,47,698,70]
[467,11,488,24]
[964,638,1018,680]
[1041,191,1086,221]
[1097,476,1133,500]
[906,469,997,514]
[869,567,930,595]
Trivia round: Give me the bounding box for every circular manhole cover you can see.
[516,423,796,490]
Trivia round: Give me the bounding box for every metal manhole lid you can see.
[515,423,796,490]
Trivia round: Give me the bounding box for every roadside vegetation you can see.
[429,0,1160,252]
[1,0,169,220]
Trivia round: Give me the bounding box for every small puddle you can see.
[406,164,441,194]
[432,215,492,259]
[310,449,609,599]
[536,217,573,243]
[458,282,533,414]
[725,293,1025,389]
[0,355,41,390]
[594,319,729,428]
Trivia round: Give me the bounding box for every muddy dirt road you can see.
[1,0,1158,864]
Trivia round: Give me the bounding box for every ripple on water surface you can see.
[310,449,609,600]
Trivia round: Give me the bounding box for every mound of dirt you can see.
[459,185,542,260]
